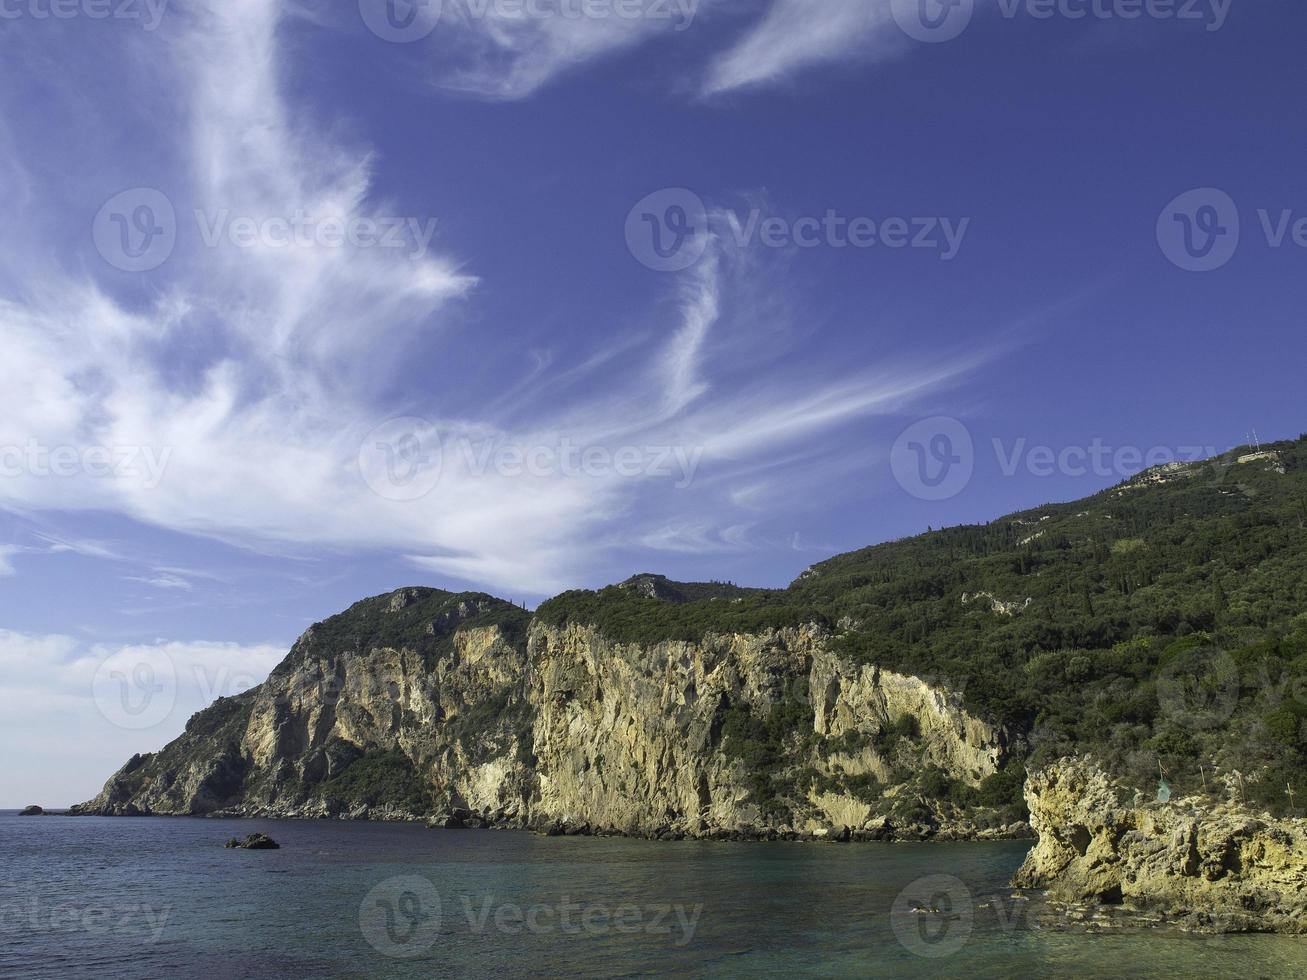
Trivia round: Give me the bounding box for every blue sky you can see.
[1,0,1304,805]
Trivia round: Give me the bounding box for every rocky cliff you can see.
[1014,757,1307,933]
[76,590,536,823]
[75,587,1020,840]
[529,622,1010,837]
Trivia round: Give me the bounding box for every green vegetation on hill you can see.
[541,437,1307,816]
[279,588,531,674]
[318,748,434,813]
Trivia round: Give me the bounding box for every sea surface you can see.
[2,812,1304,978]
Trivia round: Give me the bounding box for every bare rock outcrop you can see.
[75,588,1016,841]
[1014,757,1307,933]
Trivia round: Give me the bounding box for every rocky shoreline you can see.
[68,799,1034,844]
[1015,757,1307,934]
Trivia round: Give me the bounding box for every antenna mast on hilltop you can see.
[1251,429,1262,452]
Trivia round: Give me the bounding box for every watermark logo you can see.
[0,898,171,943]
[994,438,1225,480]
[360,876,443,958]
[1157,188,1240,272]
[892,417,975,501]
[891,0,975,43]
[93,188,176,273]
[0,0,170,30]
[893,0,1232,44]
[627,190,970,272]
[359,417,444,502]
[1160,189,1307,271]
[360,0,698,41]
[194,210,439,257]
[996,0,1230,31]
[888,423,1253,501]
[358,0,443,42]
[359,419,705,498]
[92,647,177,730]
[625,188,710,273]
[95,189,442,273]
[891,875,974,958]
[359,877,702,954]
[0,440,172,489]
[1157,644,1240,730]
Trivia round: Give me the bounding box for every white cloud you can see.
[702,0,904,97]
[0,0,983,599]
[124,573,194,591]
[431,0,709,100]
[0,629,284,807]
[0,545,19,576]
[384,0,917,101]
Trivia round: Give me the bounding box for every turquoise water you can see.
[2,813,1304,978]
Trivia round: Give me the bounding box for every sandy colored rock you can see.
[1014,757,1307,933]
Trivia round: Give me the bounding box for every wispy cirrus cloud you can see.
[702,0,906,97]
[0,0,984,598]
[366,0,927,102]
[426,0,709,100]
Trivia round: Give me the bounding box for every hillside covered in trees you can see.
[541,436,1307,816]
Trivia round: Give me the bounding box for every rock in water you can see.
[19,805,44,816]
[1014,757,1307,933]
[225,833,280,850]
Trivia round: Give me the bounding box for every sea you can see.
[2,812,1304,978]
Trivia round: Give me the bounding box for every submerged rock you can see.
[225,833,280,850]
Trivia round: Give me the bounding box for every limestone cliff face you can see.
[528,622,1008,836]
[808,651,1007,785]
[531,622,808,835]
[1014,757,1307,933]
[76,591,536,822]
[76,588,1015,839]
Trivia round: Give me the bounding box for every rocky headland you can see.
[71,439,1307,933]
[1016,757,1307,933]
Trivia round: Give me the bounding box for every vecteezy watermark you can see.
[1156,188,1240,272]
[91,649,267,730]
[0,440,173,490]
[891,875,974,958]
[890,876,1233,955]
[93,188,440,272]
[0,898,171,943]
[1157,644,1240,731]
[891,417,976,502]
[992,438,1228,480]
[625,189,710,273]
[1158,187,1307,272]
[0,0,169,30]
[358,0,443,42]
[92,647,178,730]
[360,876,703,957]
[891,0,976,43]
[358,417,706,501]
[93,188,177,273]
[358,0,698,44]
[193,211,440,258]
[359,417,444,502]
[890,418,1244,501]
[625,188,970,272]
[891,0,1230,43]
[360,877,443,959]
